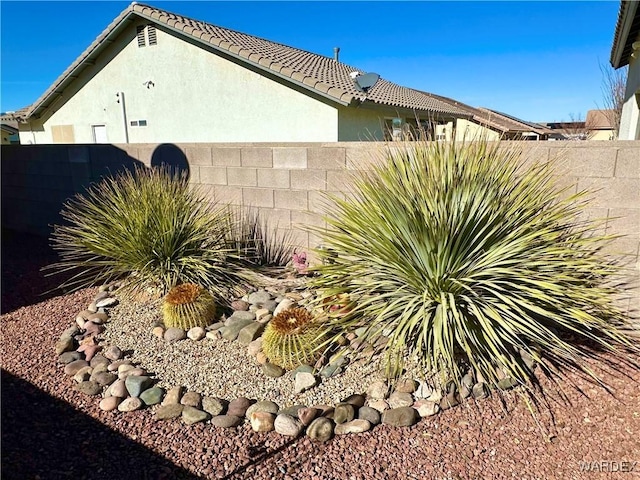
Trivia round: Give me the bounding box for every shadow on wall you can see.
[0,369,199,480]
[151,143,190,179]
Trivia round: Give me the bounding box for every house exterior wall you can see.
[454,119,501,141]
[337,106,385,141]
[618,39,640,140]
[589,129,615,141]
[19,22,340,144]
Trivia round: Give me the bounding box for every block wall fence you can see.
[2,141,639,315]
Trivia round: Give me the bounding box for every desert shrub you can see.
[48,166,241,297]
[262,308,326,370]
[310,139,637,389]
[162,283,217,330]
[224,206,295,272]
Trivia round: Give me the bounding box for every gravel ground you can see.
[2,230,640,479]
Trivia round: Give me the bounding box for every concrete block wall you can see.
[2,141,639,316]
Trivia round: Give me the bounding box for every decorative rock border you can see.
[56,283,524,442]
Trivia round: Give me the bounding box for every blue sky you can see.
[0,1,621,122]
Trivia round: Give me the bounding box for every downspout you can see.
[116,91,129,143]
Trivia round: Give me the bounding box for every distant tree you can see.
[598,61,627,139]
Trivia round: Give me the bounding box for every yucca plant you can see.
[309,139,637,391]
[262,308,326,370]
[47,165,242,298]
[224,206,295,272]
[162,283,216,330]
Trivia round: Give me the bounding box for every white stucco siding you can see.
[22,22,339,144]
[619,39,640,140]
[337,106,385,141]
[454,119,501,141]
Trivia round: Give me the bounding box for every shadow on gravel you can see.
[1,229,69,314]
[1,369,200,480]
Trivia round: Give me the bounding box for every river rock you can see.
[90,354,110,369]
[73,367,92,383]
[55,336,75,355]
[298,407,320,426]
[155,404,184,420]
[58,351,81,364]
[96,297,118,308]
[439,392,460,410]
[186,327,206,341]
[180,391,202,408]
[64,359,89,376]
[250,411,275,432]
[87,312,109,324]
[335,419,371,435]
[91,371,117,386]
[247,338,263,356]
[342,394,366,408]
[164,327,186,342]
[227,397,252,417]
[294,372,317,394]
[368,399,389,413]
[108,379,129,398]
[210,415,243,428]
[279,405,306,417]
[99,396,122,411]
[125,375,152,397]
[118,397,143,412]
[262,363,285,377]
[152,326,165,339]
[357,406,381,425]
[414,381,433,399]
[231,300,249,311]
[103,345,123,361]
[162,386,183,406]
[382,407,419,427]
[246,400,279,418]
[248,290,271,305]
[273,298,296,317]
[182,406,210,425]
[75,381,102,396]
[307,417,334,442]
[274,414,303,437]
[472,382,489,399]
[226,311,256,323]
[140,387,164,406]
[367,381,389,400]
[333,403,355,424]
[414,400,440,417]
[237,322,265,345]
[202,397,226,416]
[388,391,414,409]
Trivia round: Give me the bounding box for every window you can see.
[129,120,147,127]
[130,120,138,127]
[139,120,148,126]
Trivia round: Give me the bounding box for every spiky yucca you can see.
[162,283,216,330]
[47,166,242,297]
[309,139,638,390]
[262,308,325,370]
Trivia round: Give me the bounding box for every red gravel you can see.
[2,230,639,479]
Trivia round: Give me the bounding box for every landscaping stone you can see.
[155,404,184,420]
[291,365,314,376]
[75,381,102,396]
[414,381,433,399]
[96,297,118,308]
[162,386,183,406]
[368,399,389,413]
[248,290,271,305]
[262,363,285,378]
[221,318,254,341]
[246,400,279,418]
[382,407,419,427]
[140,387,164,406]
[279,405,306,417]
[388,391,414,409]
[414,400,440,418]
[87,313,109,324]
[231,300,250,311]
[357,406,381,425]
[226,311,256,323]
[307,417,334,443]
[202,397,226,416]
[55,336,74,355]
[472,382,489,399]
[180,391,202,408]
[99,396,122,411]
[64,359,89,376]
[164,328,186,342]
[254,308,270,321]
[58,351,81,364]
[103,345,123,361]
[498,377,519,390]
[152,326,165,339]
[108,379,129,398]
[118,397,143,412]
[274,414,303,437]
[250,411,275,432]
[394,379,418,394]
[237,322,265,345]
[335,419,371,435]
[125,375,152,397]
[273,298,295,317]
[107,359,130,372]
[247,338,263,356]
[257,313,272,324]
[319,363,342,378]
[210,415,243,428]
[342,394,366,408]
[298,407,320,426]
[294,372,317,394]
[367,381,389,400]
[182,406,210,425]
[119,367,145,380]
[205,331,220,340]
[73,368,92,383]
[187,327,206,341]
[91,371,117,386]
[439,392,461,410]
[333,403,355,424]
[227,397,252,417]
[90,354,110,369]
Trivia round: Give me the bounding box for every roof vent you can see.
[353,72,380,93]
[333,47,340,61]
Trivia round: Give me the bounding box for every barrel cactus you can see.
[162,283,216,330]
[262,308,325,370]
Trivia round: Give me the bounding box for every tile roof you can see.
[25,2,470,120]
[610,0,640,68]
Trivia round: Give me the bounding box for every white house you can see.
[611,0,640,140]
[17,3,471,144]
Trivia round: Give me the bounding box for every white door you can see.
[92,125,108,143]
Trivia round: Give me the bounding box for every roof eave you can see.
[611,0,639,68]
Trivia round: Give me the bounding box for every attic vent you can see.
[137,25,146,47]
[148,25,157,45]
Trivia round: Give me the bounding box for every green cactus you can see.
[162,283,216,330]
[262,308,325,370]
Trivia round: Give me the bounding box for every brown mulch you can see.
[1,230,639,479]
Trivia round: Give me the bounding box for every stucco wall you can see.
[337,106,386,141]
[454,119,501,141]
[2,141,639,316]
[19,21,340,144]
[618,38,640,140]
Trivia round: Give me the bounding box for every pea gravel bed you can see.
[2,232,640,479]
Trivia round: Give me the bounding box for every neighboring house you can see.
[0,113,21,144]
[611,0,640,140]
[17,2,471,144]
[585,109,617,140]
